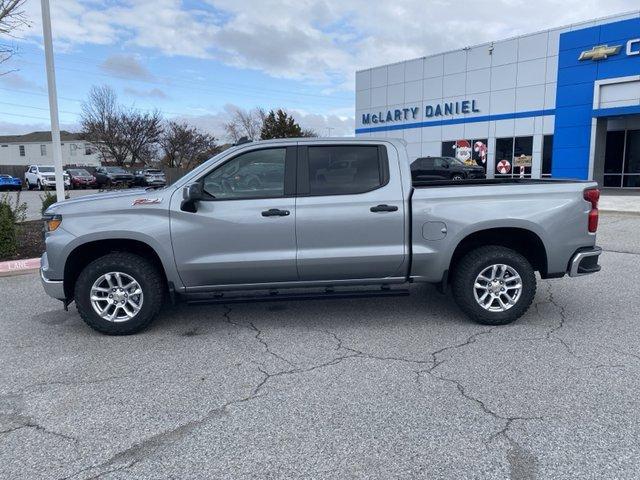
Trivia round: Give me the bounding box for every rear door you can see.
[295,143,406,281]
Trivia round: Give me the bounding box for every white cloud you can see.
[101,54,154,80]
[123,87,168,99]
[16,0,640,90]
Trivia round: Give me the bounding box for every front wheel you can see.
[74,252,164,334]
[451,173,465,181]
[451,246,536,325]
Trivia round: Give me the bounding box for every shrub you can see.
[0,191,27,223]
[40,191,68,215]
[0,202,17,258]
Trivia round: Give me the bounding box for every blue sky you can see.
[1,0,638,140]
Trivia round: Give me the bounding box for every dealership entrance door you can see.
[593,116,640,189]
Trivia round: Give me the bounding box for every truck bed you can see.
[412,178,587,188]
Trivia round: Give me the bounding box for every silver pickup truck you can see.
[40,138,602,334]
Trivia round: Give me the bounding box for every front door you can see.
[171,146,298,288]
[295,144,406,281]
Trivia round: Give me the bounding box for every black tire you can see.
[74,252,164,335]
[451,245,536,326]
[451,173,465,181]
[37,179,42,190]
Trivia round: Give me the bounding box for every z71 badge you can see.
[132,198,162,206]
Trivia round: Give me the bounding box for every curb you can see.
[600,209,640,216]
[0,258,40,278]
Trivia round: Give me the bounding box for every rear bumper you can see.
[568,246,602,277]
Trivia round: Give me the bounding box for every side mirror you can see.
[181,182,204,212]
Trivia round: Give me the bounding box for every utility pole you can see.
[326,127,334,136]
[40,0,65,202]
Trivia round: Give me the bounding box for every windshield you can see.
[106,167,128,173]
[69,169,90,175]
[447,157,467,166]
[39,166,55,172]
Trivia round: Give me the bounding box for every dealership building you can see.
[355,11,640,188]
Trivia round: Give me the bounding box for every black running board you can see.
[184,288,410,305]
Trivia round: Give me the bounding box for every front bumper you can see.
[40,253,65,300]
[42,179,70,187]
[568,246,602,277]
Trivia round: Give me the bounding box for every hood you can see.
[44,188,153,214]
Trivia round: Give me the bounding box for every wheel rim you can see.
[453,175,463,180]
[90,272,144,322]
[473,264,522,312]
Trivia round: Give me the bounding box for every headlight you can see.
[43,214,62,233]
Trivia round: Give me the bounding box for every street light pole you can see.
[40,0,65,203]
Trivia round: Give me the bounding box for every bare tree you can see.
[160,121,219,169]
[223,107,266,142]
[120,107,163,165]
[1,0,29,73]
[81,85,163,167]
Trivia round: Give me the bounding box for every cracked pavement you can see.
[1,213,640,479]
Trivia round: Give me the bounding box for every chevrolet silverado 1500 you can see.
[40,138,602,334]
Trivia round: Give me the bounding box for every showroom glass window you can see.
[604,130,640,188]
[542,135,553,177]
[494,138,514,176]
[306,145,383,195]
[494,137,533,177]
[440,139,488,172]
[202,148,286,199]
[513,136,533,177]
[624,129,640,188]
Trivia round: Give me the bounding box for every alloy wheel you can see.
[473,264,522,312]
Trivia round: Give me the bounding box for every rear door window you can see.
[302,145,385,196]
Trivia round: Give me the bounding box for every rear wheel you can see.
[74,252,164,335]
[452,246,536,325]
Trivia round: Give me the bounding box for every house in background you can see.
[0,131,101,167]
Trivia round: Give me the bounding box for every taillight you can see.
[584,188,600,233]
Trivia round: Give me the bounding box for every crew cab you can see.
[25,165,70,190]
[40,138,602,335]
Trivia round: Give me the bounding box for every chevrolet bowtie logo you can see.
[579,44,622,61]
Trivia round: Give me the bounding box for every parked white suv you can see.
[25,165,70,190]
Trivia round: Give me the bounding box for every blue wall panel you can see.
[552,18,640,180]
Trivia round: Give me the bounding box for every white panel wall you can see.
[354,11,640,173]
[0,142,101,167]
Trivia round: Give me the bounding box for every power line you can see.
[11,57,352,108]
[16,45,354,102]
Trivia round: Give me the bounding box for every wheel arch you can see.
[448,227,549,282]
[63,238,169,299]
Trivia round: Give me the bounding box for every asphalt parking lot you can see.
[1,213,639,479]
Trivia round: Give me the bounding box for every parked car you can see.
[67,168,97,189]
[25,165,70,190]
[411,156,486,181]
[40,138,601,335]
[133,169,167,188]
[93,166,135,188]
[0,174,22,191]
